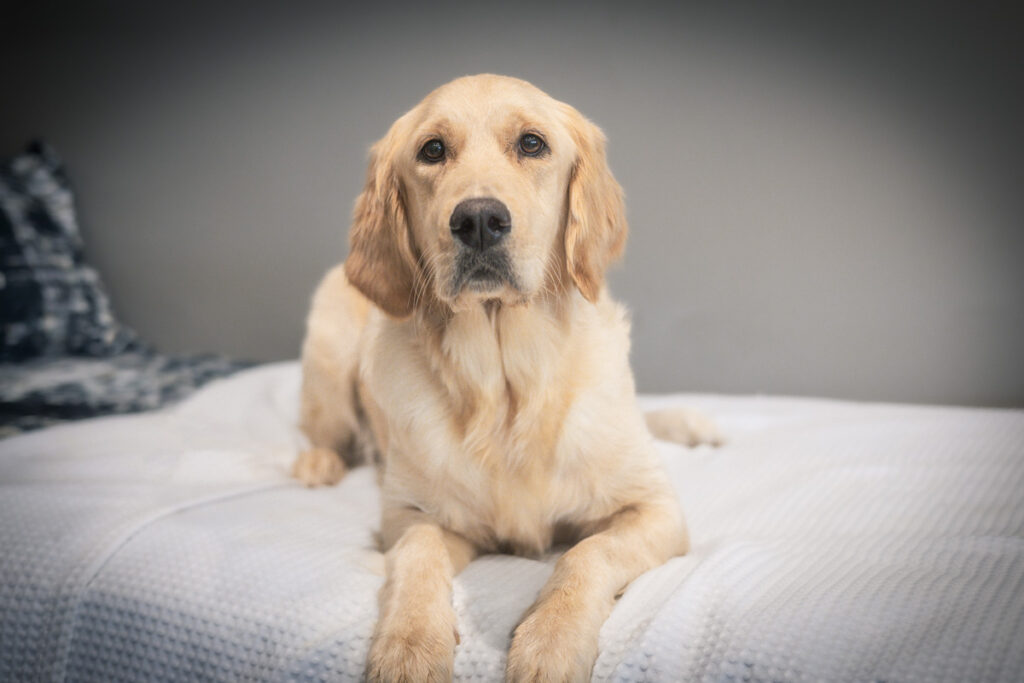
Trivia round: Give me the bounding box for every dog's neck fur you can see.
[410,286,582,468]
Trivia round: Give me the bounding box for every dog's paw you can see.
[645,407,724,447]
[366,605,457,683]
[505,601,597,683]
[291,447,346,487]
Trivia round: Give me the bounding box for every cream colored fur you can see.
[294,74,719,682]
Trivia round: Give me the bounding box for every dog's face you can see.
[398,76,575,311]
[344,74,627,317]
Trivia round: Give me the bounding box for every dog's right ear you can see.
[344,133,417,319]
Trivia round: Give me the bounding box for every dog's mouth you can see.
[450,250,519,295]
[465,267,505,290]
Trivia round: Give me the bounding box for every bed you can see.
[2,360,1022,682]
[4,141,1023,682]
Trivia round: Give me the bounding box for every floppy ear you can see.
[562,107,628,303]
[343,135,418,318]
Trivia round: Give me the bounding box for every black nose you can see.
[449,198,511,251]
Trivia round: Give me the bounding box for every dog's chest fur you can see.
[366,297,634,555]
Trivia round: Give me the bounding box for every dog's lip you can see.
[467,264,502,280]
[449,246,522,299]
[463,267,506,292]
[451,259,517,297]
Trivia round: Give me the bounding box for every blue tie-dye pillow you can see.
[0,141,139,361]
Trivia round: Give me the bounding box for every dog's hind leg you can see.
[293,265,372,486]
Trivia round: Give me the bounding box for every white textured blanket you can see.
[1,362,1022,682]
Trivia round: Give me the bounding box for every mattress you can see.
[1,362,1022,682]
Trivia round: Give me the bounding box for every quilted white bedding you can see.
[1,362,1022,682]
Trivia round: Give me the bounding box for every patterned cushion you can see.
[0,352,256,437]
[0,141,139,361]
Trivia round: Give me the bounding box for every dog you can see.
[293,74,720,682]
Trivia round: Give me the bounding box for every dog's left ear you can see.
[561,106,628,303]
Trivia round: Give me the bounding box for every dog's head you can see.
[344,74,627,317]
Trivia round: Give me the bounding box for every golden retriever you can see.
[293,74,720,682]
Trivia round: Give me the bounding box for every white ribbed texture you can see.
[1,363,1021,682]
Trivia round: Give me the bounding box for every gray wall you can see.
[3,1,1022,405]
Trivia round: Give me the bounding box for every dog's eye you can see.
[419,139,446,163]
[518,133,545,157]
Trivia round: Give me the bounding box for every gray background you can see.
[3,1,1022,405]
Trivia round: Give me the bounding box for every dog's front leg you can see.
[505,496,688,682]
[366,510,476,683]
